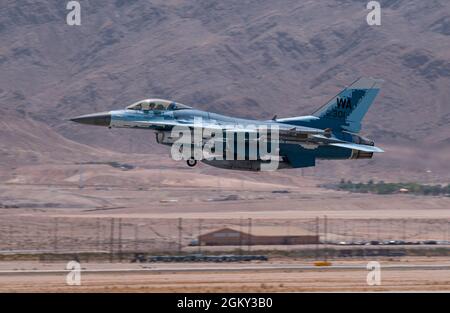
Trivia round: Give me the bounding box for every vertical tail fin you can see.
[312,78,384,133]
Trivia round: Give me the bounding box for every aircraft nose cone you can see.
[70,112,111,127]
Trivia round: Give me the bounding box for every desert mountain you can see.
[1,0,449,181]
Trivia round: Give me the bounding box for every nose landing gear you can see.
[187,158,198,167]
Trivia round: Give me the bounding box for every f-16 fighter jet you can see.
[71,78,384,171]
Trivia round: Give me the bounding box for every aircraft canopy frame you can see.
[126,99,191,111]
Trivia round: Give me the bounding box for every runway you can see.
[1,262,450,275]
[1,259,449,292]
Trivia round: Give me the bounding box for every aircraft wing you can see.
[132,120,383,152]
[133,120,263,133]
[131,119,327,135]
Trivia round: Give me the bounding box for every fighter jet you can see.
[70,78,384,171]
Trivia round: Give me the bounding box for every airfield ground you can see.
[0,258,449,292]
[0,161,449,292]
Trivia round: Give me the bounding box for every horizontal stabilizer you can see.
[329,142,384,153]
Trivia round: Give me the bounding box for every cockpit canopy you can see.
[126,99,191,111]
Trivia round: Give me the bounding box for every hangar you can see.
[198,227,319,246]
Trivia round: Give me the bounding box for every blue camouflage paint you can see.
[71,78,384,171]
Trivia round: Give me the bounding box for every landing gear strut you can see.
[187,158,198,167]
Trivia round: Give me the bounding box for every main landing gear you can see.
[186,158,198,167]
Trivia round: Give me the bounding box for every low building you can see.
[198,227,319,246]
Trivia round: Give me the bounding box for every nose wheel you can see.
[187,158,198,167]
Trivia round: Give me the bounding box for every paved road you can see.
[1,263,450,275]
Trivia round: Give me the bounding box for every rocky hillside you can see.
[1,0,449,179]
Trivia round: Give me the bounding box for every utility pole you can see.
[109,218,115,263]
[70,223,75,249]
[315,216,319,260]
[447,220,450,242]
[8,225,12,251]
[53,217,58,252]
[198,219,202,254]
[343,219,347,241]
[377,219,381,242]
[439,220,446,241]
[352,223,356,243]
[247,218,252,252]
[328,218,332,242]
[96,218,100,251]
[239,217,243,256]
[443,220,447,242]
[403,219,407,241]
[447,220,449,242]
[324,215,328,262]
[286,220,290,250]
[178,218,182,255]
[118,218,123,262]
[134,224,139,252]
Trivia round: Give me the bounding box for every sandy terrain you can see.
[0,163,449,252]
[0,259,449,292]
[0,162,448,292]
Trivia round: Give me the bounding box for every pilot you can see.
[167,102,177,110]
